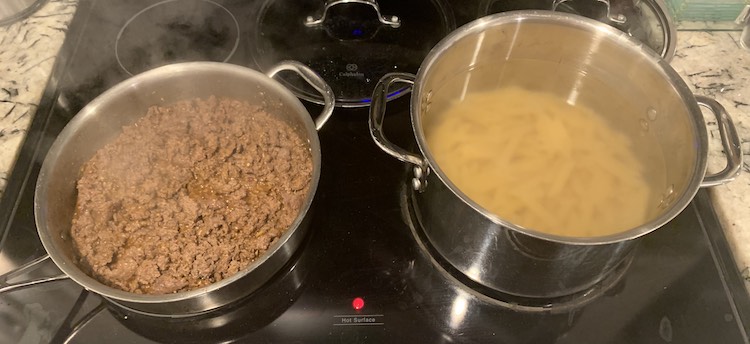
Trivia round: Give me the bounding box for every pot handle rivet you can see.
[266,60,336,131]
[695,95,743,187]
[551,0,626,24]
[411,178,422,191]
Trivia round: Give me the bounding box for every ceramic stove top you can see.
[0,1,748,343]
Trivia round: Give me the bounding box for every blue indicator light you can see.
[361,88,408,103]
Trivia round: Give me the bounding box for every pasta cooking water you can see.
[425,87,651,237]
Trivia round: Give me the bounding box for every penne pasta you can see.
[426,87,652,237]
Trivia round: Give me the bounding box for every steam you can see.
[114,0,241,76]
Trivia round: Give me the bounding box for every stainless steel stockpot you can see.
[1,61,334,315]
[369,11,742,298]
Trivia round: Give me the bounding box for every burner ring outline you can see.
[114,0,241,76]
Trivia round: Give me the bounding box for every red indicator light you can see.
[352,297,365,310]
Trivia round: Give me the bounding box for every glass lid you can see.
[252,0,455,107]
[480,0,676,61]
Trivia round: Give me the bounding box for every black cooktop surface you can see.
[1,1,749,343]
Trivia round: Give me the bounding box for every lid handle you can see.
[736,5,750,50]
[552,0,626,24]
[735,5,750,25]
[304,0,401,28]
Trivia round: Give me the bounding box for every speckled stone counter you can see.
[0,0,76,193]
[670,31,750,291]
[0,3,748,291]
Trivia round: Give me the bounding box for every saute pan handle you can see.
[0,254,69,294]
[266,60,336,130]
[695,96,743,187]
[369,73,425,167]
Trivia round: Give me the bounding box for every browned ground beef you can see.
[70,96,312,294]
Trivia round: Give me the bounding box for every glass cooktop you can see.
[0,0,748,343]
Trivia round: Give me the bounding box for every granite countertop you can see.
[0,0,76,192]
[0,2,748,292]
[670,33,750,292]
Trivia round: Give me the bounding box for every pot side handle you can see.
[369,73,425,167]
[696,95,743,187]
[0,255,69,294]
[266,60,336,131]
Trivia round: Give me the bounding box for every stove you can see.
[1,0,749,343]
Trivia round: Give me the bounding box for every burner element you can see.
[115,0,240,76]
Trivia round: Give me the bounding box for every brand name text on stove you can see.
[340,317,376,323]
